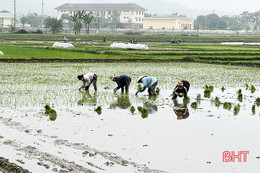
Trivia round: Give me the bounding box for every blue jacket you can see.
[115,75,129,88]
[141,77,157,88]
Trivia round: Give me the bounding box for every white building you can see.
[0,11,13,28]
[55,3,146,28]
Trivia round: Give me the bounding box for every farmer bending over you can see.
[135,76,158,96]
[78,73,97,91]
[110,75,131,93]
[172,80,190,99]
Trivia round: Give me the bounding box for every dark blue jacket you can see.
[115,75,129,88]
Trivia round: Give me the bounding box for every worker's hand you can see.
[175,92,179,96]
[135,91,139,96]
[113,88,117,93]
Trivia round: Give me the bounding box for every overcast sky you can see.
[1,0,260,18]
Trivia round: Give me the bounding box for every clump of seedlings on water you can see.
[196,94,201,104]
[221,86,225,92]
[95,106,102,115]
[252,104,256,114]
[130,106,135,114]
[156,87,160,95]
[245,83,249,90]
[44,104,57,121]
[137,84,142,91]
[204,85,214,98]
[214,97,221,107]
[251,85,256,94]
[140,108,149,118]
[223,102,232,110]
[191,102,198,109]
[183,96,190,105]
[256,98,260,107]
[237,89,243,102]
[233,104,240,115]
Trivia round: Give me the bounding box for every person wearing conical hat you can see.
[172,80,190,99]
[110,75,131,93]
[135,76,158,96]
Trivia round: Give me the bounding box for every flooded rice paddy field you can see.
[0,62,260,173]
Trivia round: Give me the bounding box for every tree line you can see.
[195,11,260,31]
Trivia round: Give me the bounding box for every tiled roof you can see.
[55,3,146,11]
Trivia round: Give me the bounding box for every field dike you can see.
[0,58,259,67]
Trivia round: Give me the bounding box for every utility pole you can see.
[42,0,44,28]
[14,0,16,28]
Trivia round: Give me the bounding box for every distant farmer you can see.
[64,35,68,42]
[172,80,190,99]
[135,76,158,96]
[78,73,97,91]
[103,35,106,42]
[110,75,131,93]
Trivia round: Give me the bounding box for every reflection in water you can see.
[173,99,189,120]
[138,102,158,118]
[110,94,131,109]
[77,91,97,106]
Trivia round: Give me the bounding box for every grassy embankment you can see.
[0,34,260,66]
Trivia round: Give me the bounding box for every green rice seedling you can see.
[238,93,243,102]
[49,109,57,116]
[245,83,249,90]
[130,106,135,114]
[238,89,242,95]
[221,86,225,92]
[156,87,160,95]
[256,98,260,106]
[223,102,232,110]
[214,97,221,107]
[183,97,190,105]
[252,104,256,114]
[44,104,51,114]
[191,102,198,109]
[251,85,256,94]
[208,85,214,93]
[49,115,57,121]
[233,104,240,115]
[196,94,201,100]
[204,89,211,98]
[104,86,109,90]
[95,106,102,115]
[137,84,142,91]
[141,108,149,118]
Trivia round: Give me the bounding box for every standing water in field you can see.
[0,62,259,173]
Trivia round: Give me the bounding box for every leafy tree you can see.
[82,12,94,34]
[20,16,28,29]
[26,13,43,27]
[45,17,63,34]
[111,11,120,28]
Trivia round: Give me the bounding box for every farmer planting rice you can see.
[78,73,97,91]
[135,76,158,96]
[110,75,131,93]
[172,80,190,99]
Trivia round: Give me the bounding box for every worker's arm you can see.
[114,86,121,93]
[135,87,146,95]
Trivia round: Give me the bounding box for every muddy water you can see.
[0,62,259,172]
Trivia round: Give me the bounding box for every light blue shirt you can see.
[141,77,157,88]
